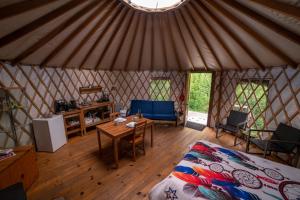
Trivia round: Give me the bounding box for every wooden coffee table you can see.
[96,117,154,168]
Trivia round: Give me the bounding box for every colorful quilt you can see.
[149,140,300,200]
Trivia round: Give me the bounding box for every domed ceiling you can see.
[0,0,299,71]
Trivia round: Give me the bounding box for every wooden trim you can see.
[12,0,100,64]
[208,0,297,68]
[223,0,300,45]
[62,1,119,68]
[202,1,266,70]
[172,12,195,71]
[177,10,209,71]
[191,1,242,70]
[207,72,215,127]
[184,6,222,70]
[40,0,111,67]
[94,9,133,70]
[0,0,85,48]
[150,14,155,71]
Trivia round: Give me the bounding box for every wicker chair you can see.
[246,123,300,166]
[215,110,248,146]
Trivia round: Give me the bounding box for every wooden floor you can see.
[27,125,281,200]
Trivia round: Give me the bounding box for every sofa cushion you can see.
[140,100,153,114]
[142,113,153,119]
[129,100,141,115]
[152,101,175,115]
[151,114,177,121]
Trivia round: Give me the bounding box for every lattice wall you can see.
[209,66,300,130]
[0,62,186,148]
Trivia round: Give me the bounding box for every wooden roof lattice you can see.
[0,0,299,71]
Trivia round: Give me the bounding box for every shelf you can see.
[85,118,110,128]
[79,86,102,94]
[66,123,80,129]
[66,128,82,135]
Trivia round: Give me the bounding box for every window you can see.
[149,78,171,101]
[235,80,268,129]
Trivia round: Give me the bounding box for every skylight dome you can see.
[123,0,185,12]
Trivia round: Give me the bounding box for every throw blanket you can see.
[149,140,300,200]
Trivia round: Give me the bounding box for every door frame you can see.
[185,71,215,127]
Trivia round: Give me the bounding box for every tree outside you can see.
[188,73,212,113]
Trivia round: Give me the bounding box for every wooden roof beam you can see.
[165,13,182,71]
[40,0,112,67]
[0,0,85,48]
[158,15,169,71]
[12,0,100,65]
[201,0,266,70]
[136,14,147,71]
[150,15,155,71]
[62,2,119,68]
[223,0,300,45]
[172,12,195,71]
[191,1,242,70]
[109,12,137,71]
[184,5,223,70]
[208,0,298,68]
[0,0,60,20]
[250,0,300,19]
[177,10,209,71]
[94,9,133,70]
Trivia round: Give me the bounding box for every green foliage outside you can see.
[149,79,171,101]
[235,82,268,129]
[188,73,212,113]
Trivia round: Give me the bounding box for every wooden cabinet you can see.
[62,102,114,138]
[0,145,38,191]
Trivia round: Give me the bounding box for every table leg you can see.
[151,124,154,147]
[97,129,102,156]
[113,139,119,168]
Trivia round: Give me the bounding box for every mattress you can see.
[149,140,300,200]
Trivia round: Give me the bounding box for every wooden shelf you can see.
[66,128,82,135]
[79,86,102,94]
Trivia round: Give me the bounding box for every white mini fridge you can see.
[33,115,67,152]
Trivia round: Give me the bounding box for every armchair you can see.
[215,110,248,146]
[246,123,300,166]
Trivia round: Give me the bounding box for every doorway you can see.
[186,72,212,130]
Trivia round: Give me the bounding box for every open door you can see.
[186,72,212,130]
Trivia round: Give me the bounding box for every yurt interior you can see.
[0,0,299,199]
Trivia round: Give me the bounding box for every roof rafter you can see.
[223,0,300,45]
[202,0,265,70]
[158,14,169,71]
[12,0,100,65]
[137,14,147,71]
[62,1,119,68]
[150,15,155,71]
[177,10,209,71]
[0,0,85,48]
[94,9,133,70]
[0,0,60,20]
[192,1,242,70]
[172,12,195,71]
[250,0,300,19]
[184,5,223,70]
[124,13,142,71]
[209,0,297,68]
[109,11,137,71]
[40,0,112,67]
[165,13,182,72]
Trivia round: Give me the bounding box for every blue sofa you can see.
[129,100,177,122]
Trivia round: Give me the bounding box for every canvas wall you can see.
[0,62,186,148]
[209,66,300,130]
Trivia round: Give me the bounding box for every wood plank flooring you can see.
[27,125,282,200]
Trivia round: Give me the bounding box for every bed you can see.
[149,140,300,200]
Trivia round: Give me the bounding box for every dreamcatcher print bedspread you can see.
[149,140,300,200]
